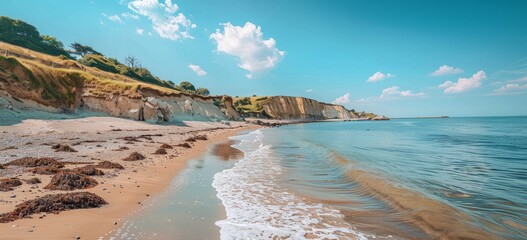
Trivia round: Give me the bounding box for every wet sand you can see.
[212,140,244,160]
[0,117,258,239]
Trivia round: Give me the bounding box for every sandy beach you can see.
[0,116,258,239]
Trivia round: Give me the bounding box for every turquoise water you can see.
[111,144,237,240]
[214,117,527,239]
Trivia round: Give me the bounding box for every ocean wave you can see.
[212,130,368,240]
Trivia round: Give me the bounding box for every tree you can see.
[0,16,71,57]
[124,55,139,68]
[42,35,64,49]
[196,87,210,96]
[179,81,196,92]
[70,42,102,57]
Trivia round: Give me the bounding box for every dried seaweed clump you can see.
[0,192,107,223]
[123,152,145,161]
[160,143,173,149]
[73,165,104,176]
[0,178,23,192]
[25,178,41,184]
[52,144,78,152]
[176,143,192,148]
[7,157,64,168]
[44,172,98,191]
[154,148,167,155]
[95,161,124,170]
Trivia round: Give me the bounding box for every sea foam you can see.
[212,130,368,240]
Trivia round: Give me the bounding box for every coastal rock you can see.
[44,172,98,191]
[0,192,107,223]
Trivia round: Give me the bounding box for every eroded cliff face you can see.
[253,96,357,120]
[321,103,354,120]
[80,93,242,123]
[261,96,325,119]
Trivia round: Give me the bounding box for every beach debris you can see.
[52,144,78,152]
[153,148,167,155]
[6,157,64,168]
[28,166,66,175]
[0,178,23,192]
[175,143,192,148]
[123,152,145,161]
[119,136,142,142]
[0,192,107,223]
[185,135,207,142]
[73,165,104,176]
[94,161,124,170]
[62,161,95,165]
[112,146,129,151]
[160,143,173,149]
[44,172,98,191]
[24,178,41,184]
[0,146,18,151]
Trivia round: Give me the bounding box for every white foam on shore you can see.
[212,130,369,240]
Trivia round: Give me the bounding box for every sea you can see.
[113,116,527,240]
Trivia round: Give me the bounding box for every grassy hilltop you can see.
[0,16,213,110]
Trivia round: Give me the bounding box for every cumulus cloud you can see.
[188,64,208,76]
[439,71,486,93]
[103,14,124,24]
[380,86,425,98]
[367,71,395,82]
[128,0,196,41]
[210,22,285,78]
[136,28,144,35]
[431,65,464,76]
[305,89,313,93]
[122,12,139,19]
[332,93,351,105]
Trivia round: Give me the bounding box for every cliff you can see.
[0,41,242,123]
[234,96,358,120]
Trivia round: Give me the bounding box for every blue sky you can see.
[1,0,527,117]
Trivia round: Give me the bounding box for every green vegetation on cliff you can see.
[0,16,211,97]
[0,16,71,58]
[233,96,269,114]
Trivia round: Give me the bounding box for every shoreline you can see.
[0,117,259,239]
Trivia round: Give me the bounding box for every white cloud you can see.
[439,70,486,93]
[210,22,285,78]
[99,19,105,25]
[128,0,196,41]
[305,89,313,93]
[431,65,464,76]
[122,12,139,20]
[104,14,124,24]
[136,28,144,35]
[367,71,395,82]
[188,64,208,76]
[493,83,527,93]
[380,86,425,98]
[332,93,351,105]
